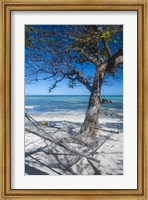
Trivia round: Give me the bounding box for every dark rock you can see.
[100,98,112,104]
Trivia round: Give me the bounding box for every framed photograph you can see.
[0,0,148,199]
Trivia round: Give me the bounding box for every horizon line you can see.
[25,94,123,96]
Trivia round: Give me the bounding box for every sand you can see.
[25,109,123,175]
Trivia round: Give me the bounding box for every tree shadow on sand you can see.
[25,113,122,175]
[99,122,123,131]
[25,164,48,175]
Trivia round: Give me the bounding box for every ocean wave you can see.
[25,106,34,109]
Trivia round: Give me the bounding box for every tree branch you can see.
[99,48,123,76]
[96,27,112,58]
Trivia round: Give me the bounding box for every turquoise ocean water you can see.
[25,95,123,115]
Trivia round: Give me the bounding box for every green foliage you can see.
[104,30,110,40]
[25,25,123,87]
[25,25,35,48]
[100,35,105,39]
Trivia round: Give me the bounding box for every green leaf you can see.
[104,54,108,59]
[105,31,110,37]
[75,47,79,51]
[30,36,34,41]
[114,40,118,43]
[100,35,105,39]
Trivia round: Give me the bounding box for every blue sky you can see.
[25,75,123,95]
[25,62,123,95]
[25,61,123,95]
[25,25,123,96]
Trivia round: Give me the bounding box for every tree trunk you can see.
[79,72,102,143]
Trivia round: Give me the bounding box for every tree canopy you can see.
[25,25,123,93]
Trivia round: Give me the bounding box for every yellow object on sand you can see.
[39,121,48,125]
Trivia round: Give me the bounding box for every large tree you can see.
[25,25,123,143]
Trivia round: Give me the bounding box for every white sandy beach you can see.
[25,109,123,175]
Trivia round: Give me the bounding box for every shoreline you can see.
[26,107,123,123]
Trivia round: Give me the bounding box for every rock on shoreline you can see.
[100,98,112,104]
